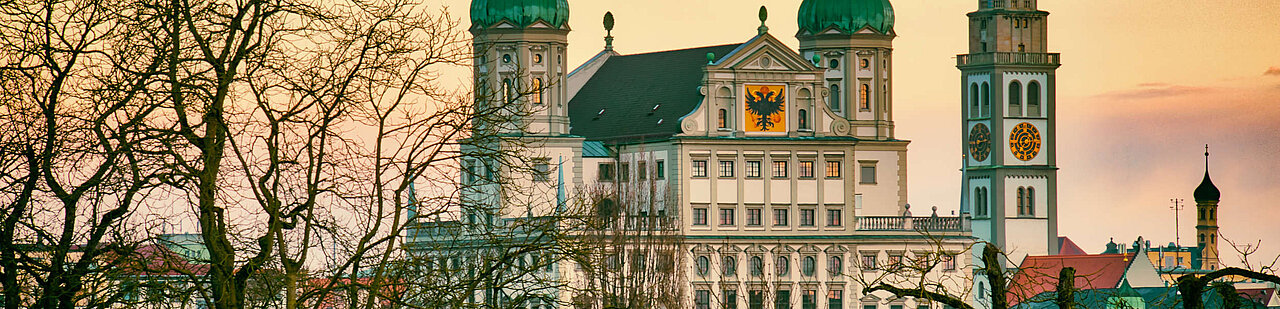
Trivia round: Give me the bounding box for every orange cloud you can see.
[1266,66,1280,76]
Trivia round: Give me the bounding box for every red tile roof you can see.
[1057,236,1087,256]
[1008,253,1136,304]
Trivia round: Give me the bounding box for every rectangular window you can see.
[800,209,815,227]
[463,159,476,184]
[861,253,877,270]
[828,290,843,309]
[773,208,789,227]
[724,289,738,309]
[656,160,665,179]
[772,161,789,178]
[827,209,842,227]
[749,290,765,309]
[619,163,630,182]
[747,208,762,226]
[534,159,550,182]
[860,164,877,184]
[888,254,903,266]
[799,161,815,178]
[638,161,647,180]
[745,160,762,178]
[802,290,817,309]
[943,254,956,271]
[598,163,615,181]
[720,208,735,226]
[775,290,791,309]
[692,160,708,178]
[855,194,863,209]
[825,161,841,178]
[719,160,735,178]
[693,208,708,226]
[696,290,711,309]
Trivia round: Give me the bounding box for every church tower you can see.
[1194,146,1221,270]
[470,0,572,135]
[796,0,897,140]
[958,0,1061,258]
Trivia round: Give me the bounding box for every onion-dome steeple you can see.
[1194,145,1220,202]
[797,0,895,35]
[470,0,570,30]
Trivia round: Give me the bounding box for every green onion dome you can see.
[471,0,570,29]
[797,0,894,35]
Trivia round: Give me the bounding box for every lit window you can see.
[827,209,842,227]
[718,109,729,129]
[825,161,841,178]
[859,84,871,110]
[532,78,544,105]
[798,109,808,129]
[799,161,814,178]
[772,161,788,178]
[719,160,735,178]
[746,160,762,178]
[692,160,708,178]
[828,290,844,309]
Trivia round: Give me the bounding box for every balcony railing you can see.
[957,52,1060,66]
[856,216,968,232]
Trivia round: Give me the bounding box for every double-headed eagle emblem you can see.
[746,86,786,131]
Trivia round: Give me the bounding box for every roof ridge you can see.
[617,43,744,57]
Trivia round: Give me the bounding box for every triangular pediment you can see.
[528,20,552,28]
[711,33,818,72]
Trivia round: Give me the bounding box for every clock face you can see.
[1009,122,1042,161]
[968,123,991,162]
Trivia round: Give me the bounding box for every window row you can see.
[968,80,1043,119]
[597,160,665,181]
[692,160,842,179]
[693,252,957,279]
[696,289,846,309]
[692,206,843,228]
[499,77,547,105]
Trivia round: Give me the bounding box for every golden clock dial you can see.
[1009,122,1041,161]
[968,123,991,162]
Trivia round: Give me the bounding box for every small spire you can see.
[757,6,769,35]
[1204,144,1210,171]
[603,12,615,50]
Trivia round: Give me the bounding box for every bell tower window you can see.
[980,82,990,117]
[718,109,728,129]
[859,83,871,110]
[531,78,544,105]
[1027,81,1041,117]
[1008,81,1022,116]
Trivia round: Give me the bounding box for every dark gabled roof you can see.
[568,43,741,141]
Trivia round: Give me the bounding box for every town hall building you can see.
[408,0,1064,308]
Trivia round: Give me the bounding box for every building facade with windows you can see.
[400,0,1078,308]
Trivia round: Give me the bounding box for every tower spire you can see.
[1204,144,1210,171]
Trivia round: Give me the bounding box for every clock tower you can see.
[958,0,1061,261]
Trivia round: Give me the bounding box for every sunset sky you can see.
[441,0,1280,261]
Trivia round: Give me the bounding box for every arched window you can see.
[859,84,871,110]
[750,256,764,277]
[981,82,991,117]
[502,78,514,104]
[1027,187,1035,216]
[1210,209,1215,220]
[979,282,987,299]
[531,78,543,105]
[775,256,790,276]
[1017,187,1026,215]
[974,187,985,217]
[696,256,710,276]
[1211,234,1215,243]
[802,256,816,276]
[828,256,842,277]
[1199,208,1206,220]
[1009,81,1022,116]
[722,256,737,276]
[1027,81,1041,117]
[718,109,728,129]
[970,83,979,118]
[829,84,841,112]
[1199,234,1205,244]
[798,109,808,129]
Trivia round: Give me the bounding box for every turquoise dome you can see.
[471,0,570,29]
[798,0,895,35]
